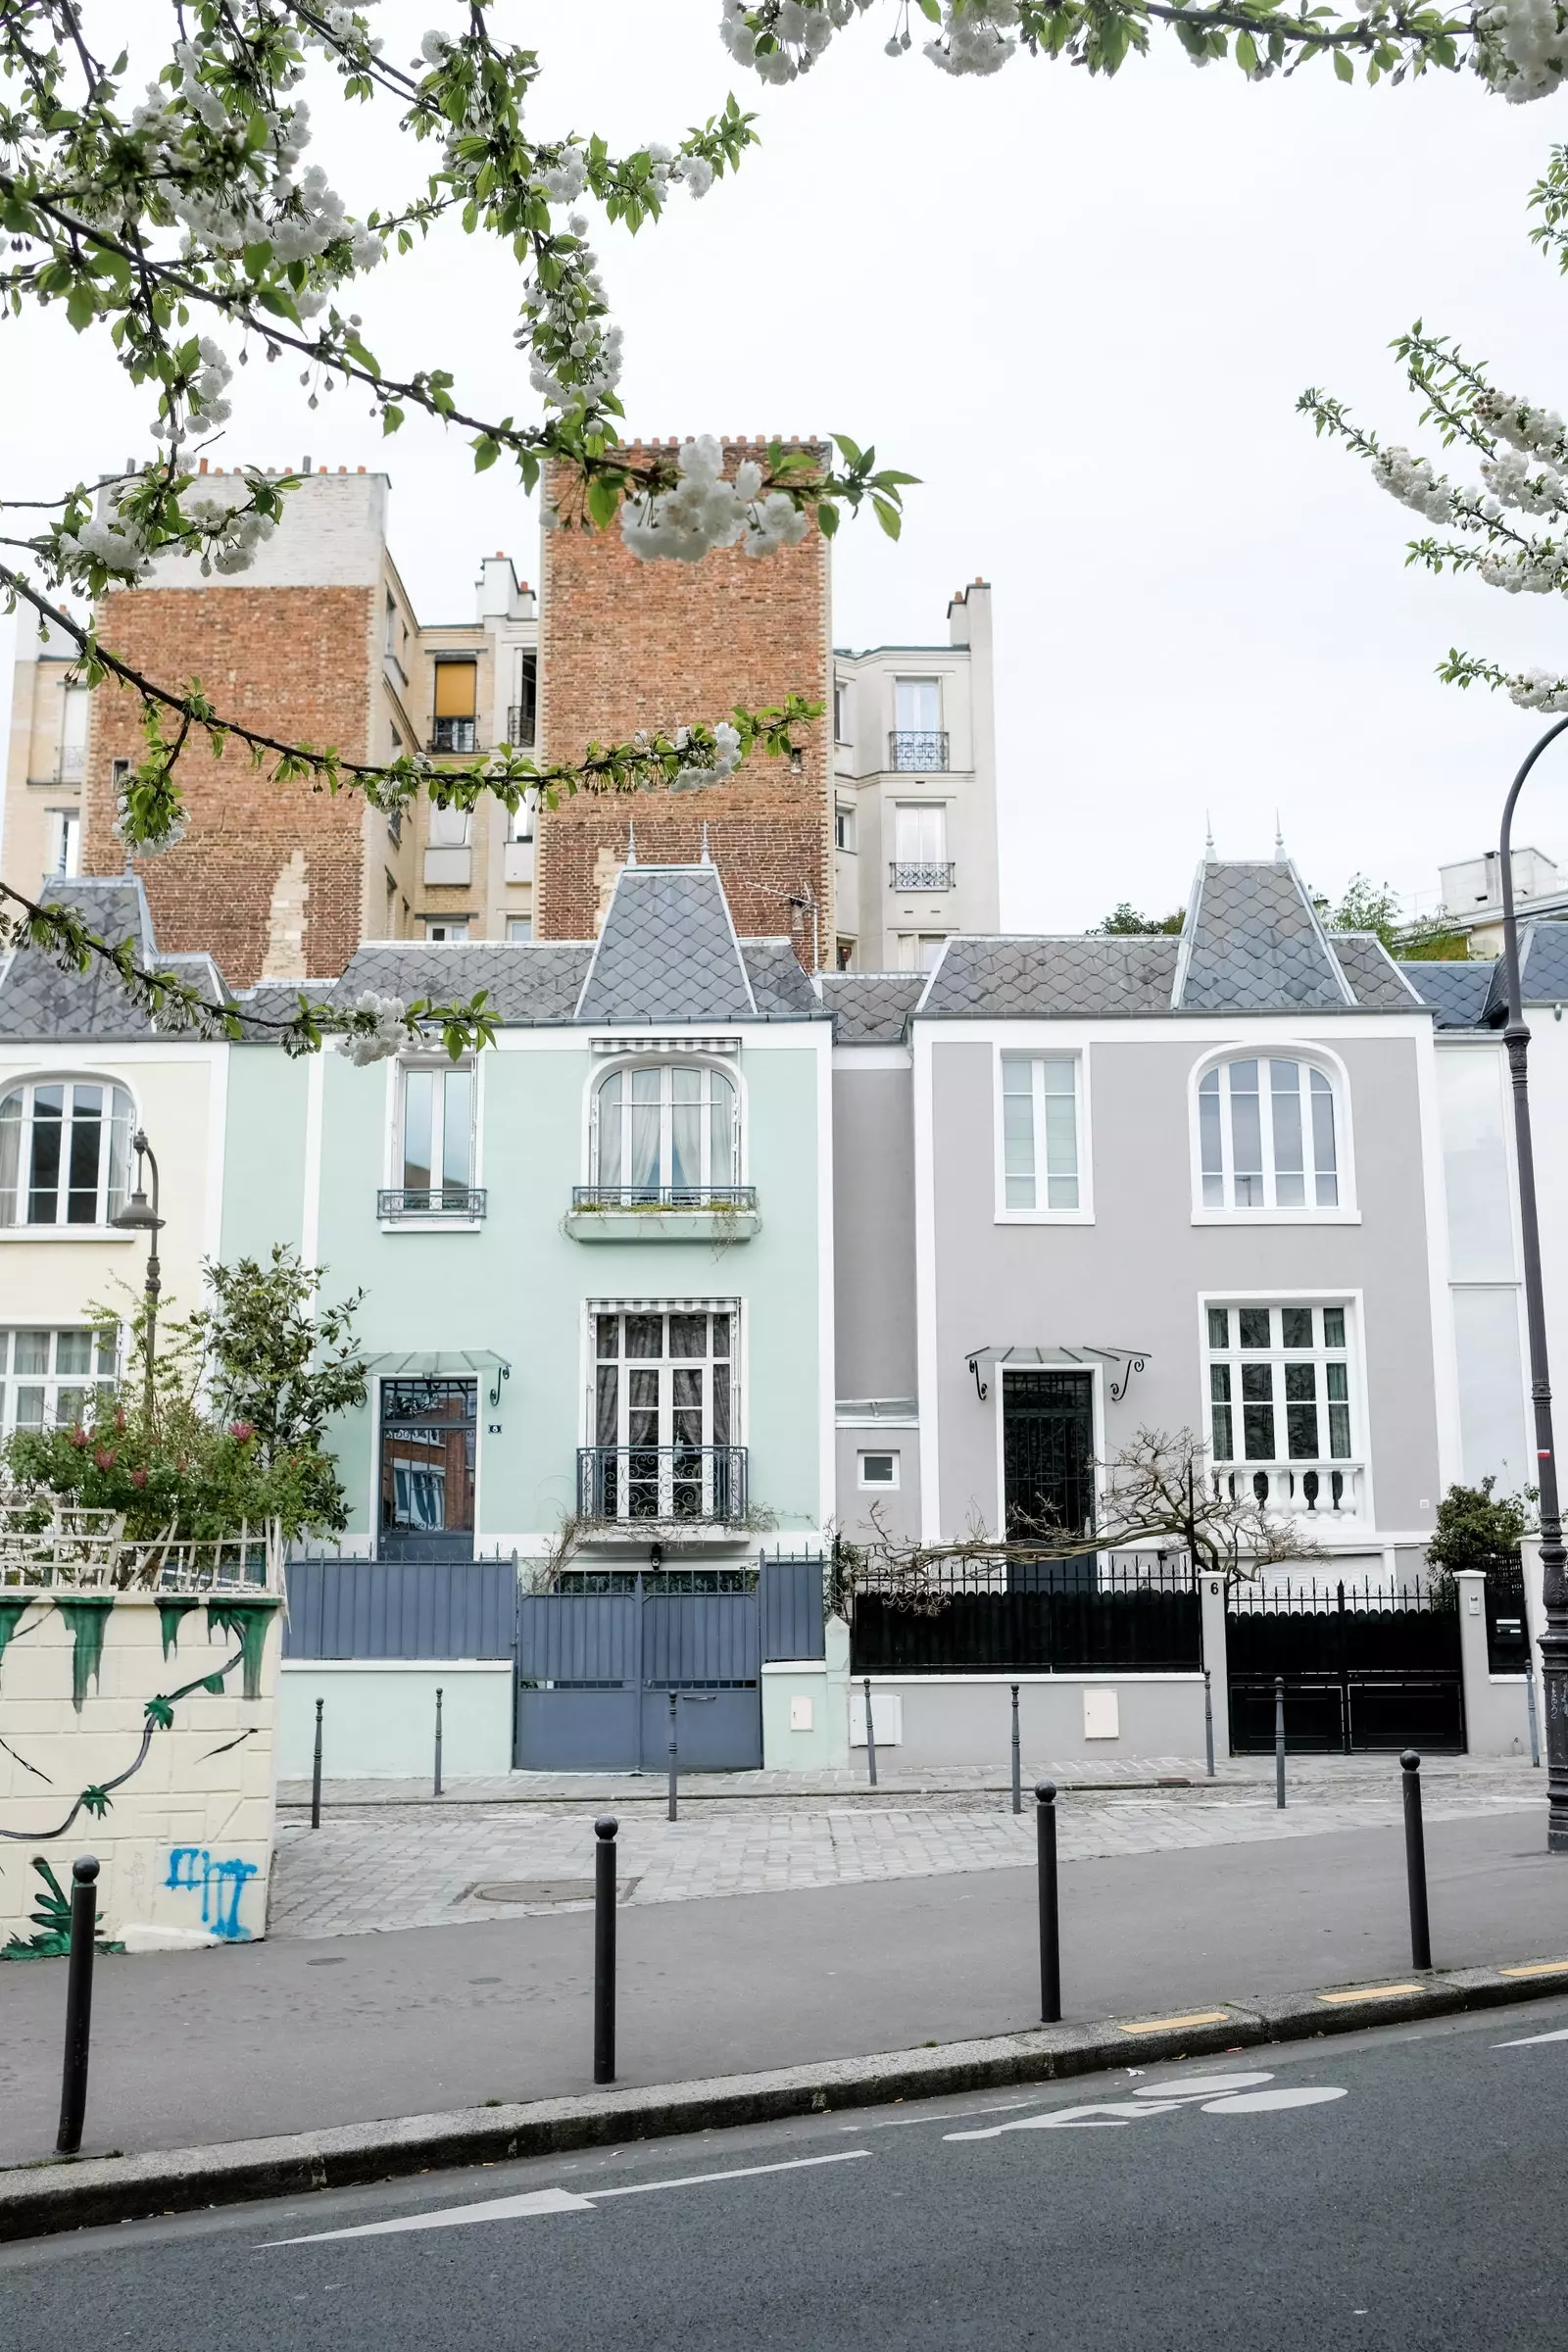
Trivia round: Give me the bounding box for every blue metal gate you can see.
[514,1575,763,1770]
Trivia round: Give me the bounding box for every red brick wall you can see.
[82,586,374,985]
[536,441,831,958]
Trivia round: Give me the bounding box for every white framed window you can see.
[894,677,941,732]
[47,808,81,880]
[396,1059,475,1206]
[1204,1300,1361,1516]
[511,793,537,844]
[835,937,857,971]
[894,805,948,865]
[57,684,88,781]
[834,681,853,744]
[835,803,856,853]
[895,933,948,972]
[0,1326,119,1435]
[422,918,468,942]
[1194,1052,1350,1219]
[588,1305,739,1521]
[999,1053,1084,1217]
[591,1063,738,1200]
[427,798,471,850]
[0,1079,134,1228]
[506,916,533,943]
[858,1447,900,1490]
[431,658,478,754]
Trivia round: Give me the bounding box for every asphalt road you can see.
[5,1998,1568,2350]
[3,1806,1564,2165]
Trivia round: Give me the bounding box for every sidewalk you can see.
[1,1801,1559,2170]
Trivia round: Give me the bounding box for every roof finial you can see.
[625,819,637,866]
[1274,809,1286,863]
[699,822,711,865]
[1204,809,1215,859]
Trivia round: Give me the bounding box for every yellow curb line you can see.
[1498,1960,1568,1979]
[1118,2009,1232,2035]
[1317,1984,1421,2005]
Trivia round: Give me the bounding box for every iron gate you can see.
[514,1573,762,1770]
[1226,1580,1464,1753]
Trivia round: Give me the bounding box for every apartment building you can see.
[0,467,541,983]
[830,579,1001,972]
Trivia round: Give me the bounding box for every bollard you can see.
[1010,1683,1022,1817]
[55,1856,100,2156]
[1035,1783,1061,2024]
[1527,1650,1543,1769]
[1203,1667,1215,1781]
[667,1690,679,1823]
[593,1815,618,2084]
[433,1685,444,1799]
[1274,1676,1286,1810]
[863,1675,878,1788]
[311,1694,323,1830]
[1401,1750,1433,1970]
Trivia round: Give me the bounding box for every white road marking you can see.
[946,2071,1348,2142]
[1132,2073,1274,2098]
[1494,2026,1568,2047]
[1201,2087,1348,2114]
[260,2150,870,2247]
[947,2100,1189,2139]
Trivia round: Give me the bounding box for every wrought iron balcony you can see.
[429,716,478,755]
[377,1186,487,1221]
[577,1445,749,1525]
[888,729,949,773]
[889,860,956,893]
[505,701,536,746]
[570,1185,758,1212]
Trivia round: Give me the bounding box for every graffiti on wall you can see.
[164,1846,260,1941]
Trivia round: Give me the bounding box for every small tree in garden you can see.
[1426,1476,1537,1598]
[3,1248,367,1542]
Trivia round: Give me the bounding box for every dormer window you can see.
[1197,1056,1341,1214]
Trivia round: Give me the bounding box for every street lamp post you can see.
[1496,713,1568,1851]
[110,1129,164,1424]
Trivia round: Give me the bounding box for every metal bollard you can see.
[1527,1650,1543,1769]
[311,1694,323,1830]
[55,1856,100,2156]
[1274,1676,1286,1810]
[1401,1750,1433,1970]
[1203,1666,1216,1781]
[667,1690,679,1823]
[1035,1783,1061,2025]
[863,1675,877,1788]
[433,1685,444,1799]
[1010,1683,1022,1816]
[593,1815,618,2084]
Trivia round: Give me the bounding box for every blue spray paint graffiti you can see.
[165,1846,258,1940]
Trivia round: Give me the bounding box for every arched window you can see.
[592,1064,737,1201]
[1198,1056,1340,1212]
[0,1079,134,1227]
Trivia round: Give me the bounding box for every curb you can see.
[4,1959,1566,2243]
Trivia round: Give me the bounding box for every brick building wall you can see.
[536,441,832,959]
[81,583,375,986]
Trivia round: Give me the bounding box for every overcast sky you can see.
[4,5,1567,929]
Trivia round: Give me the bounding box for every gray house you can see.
[830,857,1456,1582]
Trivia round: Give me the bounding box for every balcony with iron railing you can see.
[377,1185,487,1224]
[888,730,949,773]
[565,1184,760,1243]
[889,860,956,893]
[577,1444,749,1527]
[429,716,480,755]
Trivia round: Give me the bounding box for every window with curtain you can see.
[894,805,947,865]
[399,1061,474,1207]
[1001,1054,1081,1212]
[426,797,471,848]
[1198,1056,1340,1212]
[590,1308,735,1519]
[894,678,941,732]
[0,1080,134,1226]
[592,1064,737,1201]
[431,659,477,753]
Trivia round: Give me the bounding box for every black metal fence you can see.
[1226,1579,1464,1753]
[849,1554,1200,1676]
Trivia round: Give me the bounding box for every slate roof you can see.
[1396,958,1499,1031]
[1518,919,1568,1004]
[739,940,821,1020]
[820,973,927,1045]
[920,935,1182,1019]
[575,862,757,1025]
[1175,861,1351,1010]
[1326,934,1426,1013]
[0,878,163,1041]
[327,942,594,1028]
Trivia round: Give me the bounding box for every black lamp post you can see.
[1495,713,1568,1851]
[110,1128,164,1424]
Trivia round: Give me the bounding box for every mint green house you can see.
[220,860,834,1574]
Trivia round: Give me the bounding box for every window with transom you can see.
[1205,1302,1354,1487]
[591,1064,738,1201]
[589,1308,737,1521]
[0,1079,134,1227]
[1197,1056,1342,1213]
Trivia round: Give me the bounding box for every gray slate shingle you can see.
[1396,958,1499,1030]
[1327,934,1425,1013]
[820,973,927,1044]
[1519,920,1568,1005]
[1177,862,1349,1010]
[576,863,756,1025]
[330,942,593,1027]
[0,878,160,1040]
[740,940,821,1020]
[921,935,1182,1019]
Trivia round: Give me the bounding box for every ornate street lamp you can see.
[1495,713,1568,1850]
[110,1128,164,1424]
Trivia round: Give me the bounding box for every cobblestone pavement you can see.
[269,1756,1544,1940]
